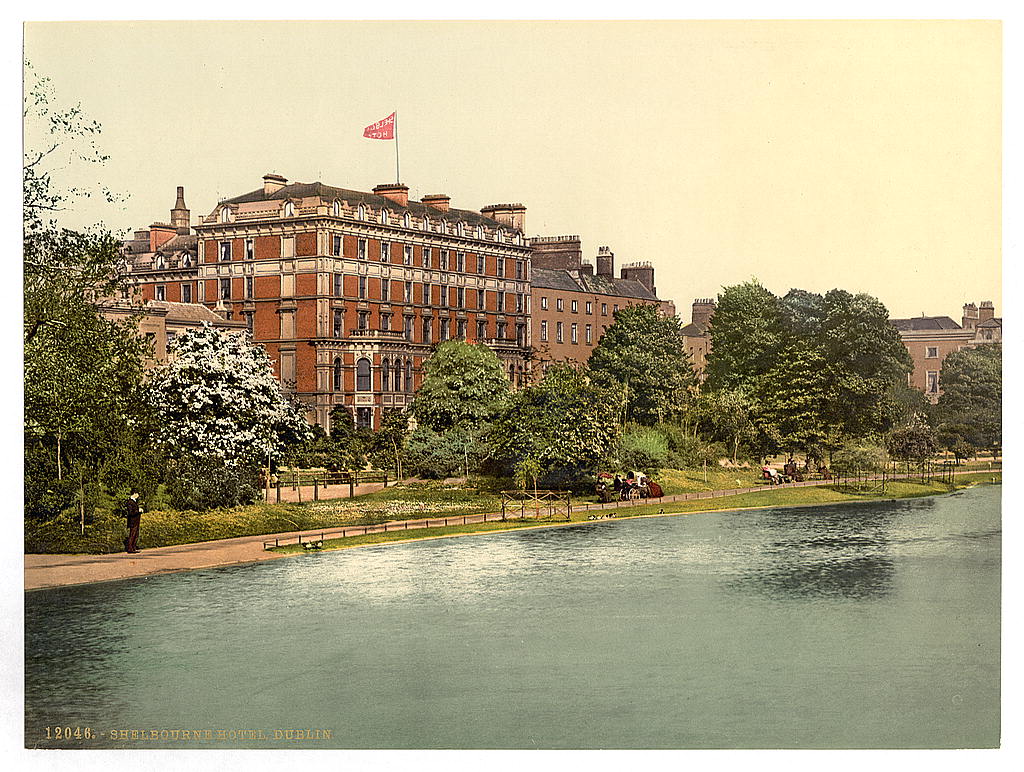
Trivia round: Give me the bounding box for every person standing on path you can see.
[123,492,143,554]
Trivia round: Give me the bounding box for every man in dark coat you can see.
[123,491,143,554]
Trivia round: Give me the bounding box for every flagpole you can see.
[394,110,400,183]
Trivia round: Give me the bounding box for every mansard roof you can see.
[531,267,659,301]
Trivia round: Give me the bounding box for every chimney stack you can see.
[621,261,656,295]
[421,194,451,212]
[979,300,995,322]
[171,186,190,233]
[149,223,177,252]
[596,246,614,278]
[480,203,527,233]
[373,183,409,207]
[962,302,979,330]
[263,173,287,196]
[691,298,717,332]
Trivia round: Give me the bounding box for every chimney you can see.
[596,246,614,278]
[621,261,656,295]
[962,302,979,330]
[579,260,594,277]
[373,183,409,207]
[170,186,190,233]
[480,203,527,233]
[421,194,451,212]
[979,300,995,322]
[263,173,287,196]
[691,298,717,332]
[528,235,582,270]
[149,223,177,252]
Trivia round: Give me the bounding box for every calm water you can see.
[25,485,1000,749]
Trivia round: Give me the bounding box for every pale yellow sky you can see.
[23,20,1001,321]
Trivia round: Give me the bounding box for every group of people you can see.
[762,457,831,485]
[596,472,663,502]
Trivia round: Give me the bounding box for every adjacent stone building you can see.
[890,301,1001,402]
[680,298,716,380]
[126,176,532,431]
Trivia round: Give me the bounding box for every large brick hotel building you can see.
[126,175,533,430]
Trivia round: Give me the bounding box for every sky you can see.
[23,20,1001,322]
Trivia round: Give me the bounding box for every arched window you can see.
[379,208,388,225]
[394,359,403,393]
[357,204,366,221]
[220,206,232,223]
[456,221,465,237]
[421,216,430,232]
[405,360,413,393]
[494,229,502,242]
[476,225,484,239]
[182,254,193,267]
[356,358,371,392]
[403,212,411,228]
[332,200,342,217]
[283,201,295,218]
[381,358,390,391]
[332,358,342,391]
[155,255,166,269]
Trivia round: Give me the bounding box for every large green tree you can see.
[588,303,696,425]
[411,341,511,432]
[935,344,1001,451]
[705,280,786,392]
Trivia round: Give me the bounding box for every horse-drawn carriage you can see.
[596,471,663,502]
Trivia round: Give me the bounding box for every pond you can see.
[25,484,1000,749]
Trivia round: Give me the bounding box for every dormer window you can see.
[283,201,295,218]
[379,208,388,225]
[358,204,367,221]
[422,216,430,232]
[403,212,411,228]
[476,225,484,239]
[495,229,503,242]
[332,200,342,217]
[155,255,166,270]
[220,206,232,223]
[456,221,466,237]
[182,254,193,268]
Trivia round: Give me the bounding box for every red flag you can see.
[363,112,396,140]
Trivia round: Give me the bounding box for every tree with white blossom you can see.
[149,324,313,508]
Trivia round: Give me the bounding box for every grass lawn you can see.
[268,472,1000,555]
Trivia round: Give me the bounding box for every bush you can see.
[832,443,888,473]
[405,428,464,479]
[614,425,670,472]
[165,455,261,510]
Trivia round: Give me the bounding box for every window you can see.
[540,320,548,342]
[333,358,342,391]
[403,212,411,228]
[357,205,366,221]
[155,254,166,270]
[381,242,391,263]
[422,283,430,304]
[478,289,485,309]
[381,313,391,331]
[182,254,193,268]
[357,239,367,260]
[515,261,524,280]
[516,294,524,313]
[496,292,505,312]
[571,323,578,344]
[382,358,391,391]
[456,251,466,272]
[457,221,465,236]
[585,324,592,344]
[404,245,413,265]
[423,318,432,343]
[476,225,484,239]
[379,208,388,225]
[423,247,432,268]
[332,235,342,256]
[356,359,371,391]
[497,257,505,277]
[556,298,563,312]
[219,278,231,300]
[245,312,254,333]
[356,407,372,429]
[601,303,608,316]
[219,241,232,261]
[457,319,467,339]
[541,297,548,311]
[155,285,166,301]
[405,281,413,303]
[926,346,939,358]
[517,324,526,347]
[244,276,254,299]
[357,311,369,331]
[457,287,465,308]
[495,229,503,242]
[181,283,192,303]
[334,273,343,296]
[927,371,939,394]
[614,304,619,312]
[440,318,450,341]
[220,206,232,223]
[358,276,367,299]
[333,200,342,217]
[245,239,254,260]
[556,321,563,343]
[439,284,448,308]
[404,316,414,341]
[283,201,295,218]
[477,319,487,340]
[394,360,403,392]
[381,279,390,302]
[405,361,413,393]
[422,216,430,232]
[497,321,507,339]
[333,309,343,338]
[477,255,485,274]
[440,249,449,270]
[586,301,593,315]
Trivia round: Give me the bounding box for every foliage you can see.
[405,427,489,479]
[148,325,313,508]
[832,442,888,473]
[935,344,1001,450]
[491,364,621,481]
[693,388,758,463]
[611,425,670,472]
[412,341,510,432]
[588,304,697,425]
[886,414,938,463]
[368,409,411,478]
[705,280,787,392]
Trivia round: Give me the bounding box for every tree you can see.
[705,280,786,391]
[411,341,510,432]
[694,388,759,464]
[588,304,697,425]
[935,344,1001,451]
[491,364,621,482]
[887,414,938,466]
[149,325,313,508]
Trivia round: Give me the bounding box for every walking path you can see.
[24,467,997,592]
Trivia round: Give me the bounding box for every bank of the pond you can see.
[25,472,998,591]
[269,474,999,555]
